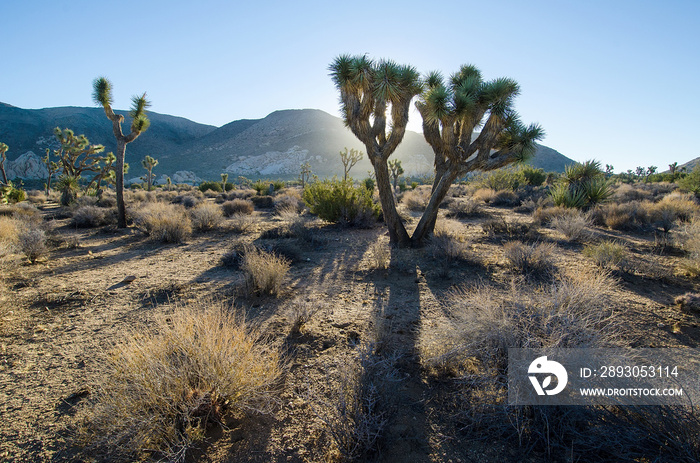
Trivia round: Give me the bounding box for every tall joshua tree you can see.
[330,55,544,246]
[141,155,158,191]
[93,77,151,228]
[388,159,404,191]
[329,55,422,245]
[412,65,544,242]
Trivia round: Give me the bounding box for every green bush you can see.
[520,166,547,186]
[551,160,612,209]
[251,179,285,196]
[303,179,380,227]
[678,165,700,196]
[472,167,525,191]
[362,177,375,192]
[198,181,223,193]
[0,182,26,204]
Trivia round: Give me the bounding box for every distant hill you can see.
[0,103,575,181]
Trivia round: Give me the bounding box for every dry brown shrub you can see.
[503,241,556,277]
[551,210,591,241]
[78,300,282,461]
[227,188,256,200]
[241,245,290,297]
[446,198,483,218]
[472,188,497,203]
[583,240,629,270]
[612,183,652,203]
[222,199,254,217]
[428,219,470,261]
[532,205,578,225]
[401,186,432,211]
[229,213,255,234]
[490,189,519,206]
[0,216,20,245]
[189,202,223,231]
[676,218,700,276]
[368,241,390,270]
[132,203,192,243]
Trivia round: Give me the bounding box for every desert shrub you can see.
[516,195,553,214]
[591,202,649,230]
[678,164,700,196]
[18,228,47,263]
[675,218,700,276]
[241,245,290,297]
[274,190,305,214]
[471,167,524,191]
[676,293,700,312]
[26,189,46,205]
[551,160,612,209]
[369,241,390,270]
[490,189,519,207]
[472,188,497,203]
[654,192,698,223]
[252,179,284,196]
[306,342,396,461]
[303,179,380,227]
[422,267,618,376]
[71,205,114,228]
[551,210,591,241]
[362,177,375,192]
[532,205,578,225]
[201,188,220,198]
[251,195,274,209]
[503,241,556,277]
[80,301,282,461]
[189,202,223,231]
[222,199,254,217]
[400,186,431,211]
[171,194,199,209]
[133,203,192,243]
[482,218,538,242]
[229,214,255,234]
[446,198,483,218]
[0,216,20,246]
[583,240,629,270]
[97,194,117,208]
[428,219,469,261]
[519,165,547,186]
[198,181,222,193]
[612,183,652,203]
[227,188,256,200]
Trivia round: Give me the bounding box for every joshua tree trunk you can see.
[371,155,411,246]
[115,140,127,227]
[411,167,460,244]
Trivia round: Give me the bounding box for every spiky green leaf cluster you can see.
[92,77,113,107]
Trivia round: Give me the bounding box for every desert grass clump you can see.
[583,240,629,270]
[26,189,46,205]
[675,218,700,276]
[274,189,305,214]
[551,210,591,241]
[18,228,48,263]
[0,216,20,246]
[472,187,497,203]
[446,198,483,218]
[422,267,618,377]
[428,219,469,261]
[368,241,390,270]
[71,205,114,228]
[241,245,290,297]
[503,241,556,278]
[222,199,254,217]
[229,213,255,234]
[172,194,200,209]
[227,188,256,200]
[133,203,192,243]
[79,301,282,462]
[189,202,223,232]
[490,189,519,207]
[401,186,431,211]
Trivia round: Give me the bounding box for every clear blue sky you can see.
[1,0,698,171]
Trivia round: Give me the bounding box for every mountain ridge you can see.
[1,103,576,181]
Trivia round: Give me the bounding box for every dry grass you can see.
[71,205,115,228]
[78,300,283,462]
[401,186,431,211]
[532,205,579,225]
[368,241,390,270]
[583,240,629,270]
[222,199,254,217]
[229,213,256,234]
[472,188,496,203]
[503,241,556,277]
[421,267,619,377]
[189,202,223,232]
[676,218,700,276]
[241,245,291,297]
[446,198,483,218]
[18,228,48,263]
[428,219,470,261]
[0,216,20,245]
[551,210,591,241]
[132,202,192,243]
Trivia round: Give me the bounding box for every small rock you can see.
[120,275,137,284]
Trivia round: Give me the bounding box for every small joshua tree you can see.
[0,142,8,185]
[339,147,363,181]
[43,149,60,196]
[300,162,312,188]
[388,159,404,191]
[221,173,229,192]
[93,77,151,228]
[141,155,158,191]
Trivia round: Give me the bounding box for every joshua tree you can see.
[93,77,151,228]
[329,55,422,245]
[669,162,678,175]
[165,176,172,190]
[605,164,615,177]
[43,150,60,196]
[388,159,404,191]
[339,147,363,181]
[645,165,657,183]
[330,55,544,246]
[0,142,8,185]
[221,173,229,192]
[49,127,107,186]
[300,162,312,188]
[141,155,158,191]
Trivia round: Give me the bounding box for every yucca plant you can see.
[552,160,611,209]
[56,175,80,206]
[93,77,151,228]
